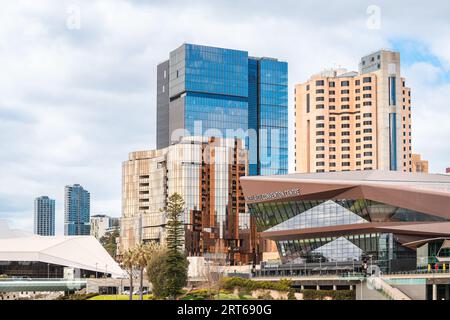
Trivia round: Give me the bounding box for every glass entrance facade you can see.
[248,198,448,273]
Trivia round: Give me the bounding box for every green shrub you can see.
[221,277,292,292]
[57,293,99,300]
[301,289,355,300]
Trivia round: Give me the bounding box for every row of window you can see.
[312,77,372,88]
[316,160,373,166]
[316,122,372,128]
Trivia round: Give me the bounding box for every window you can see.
[316,146,325,151]
[342,146,350,151]
[329,90,335,95]
[363,77,372,83]
[329,155,336,159]
[341,81,350,86]
[316,96,324,101]
[363,121,372,125]
[329,117,336,121]
[329,105,336,110]
[306,93,310,113]
[341,104,350,109]
[316,162,325,166]
[341,97,350,102]
[316,139,325,143]
[316,104,325,109]
[329,124,336,129]
[363,113,372,118]
[364,144,373,149]
[316,80,325,86]
[329,81,335,87]
[341,116,350,121]
[363,128,372,133]
[363,101,372,106]
[342,162,351,166]
[316,123,325,128]
[342,124,350,128]
[316,89,324,94]
[341,139,350,143]
[364,160,373,164]
[316,154,325,159]
[341,90,350,94]
[342,154,350,159]
[316,116,325,120]
[342,131,350,136]
[363,86,372,91]
[329,98,336,102]
[363,94,372,98]
[355,80,360,86]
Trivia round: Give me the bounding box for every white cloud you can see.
[1,0,449,234]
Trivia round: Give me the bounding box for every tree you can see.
[134,243,149,300]
[100,229,119,259]
[164,193,189,299]
[203,241,227,299]
[121,249,136,300]
[146,243,168,298]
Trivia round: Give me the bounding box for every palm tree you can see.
[122,249,136,300]
[134,243,149,300]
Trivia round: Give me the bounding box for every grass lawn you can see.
[89,294,153,300]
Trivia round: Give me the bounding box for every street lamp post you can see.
[319,257,322,276]
[95,263,98,279]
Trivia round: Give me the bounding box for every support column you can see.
[316,285,320,290]
[433,284,438,301]
[333,285,337,290]
[445,285,450,301]
[300,285,305,290]
[349,285,353,290]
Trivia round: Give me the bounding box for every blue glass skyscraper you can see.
[64,184,90,235]
[34,196,55,236]
[157,43,288,176]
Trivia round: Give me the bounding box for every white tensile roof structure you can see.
[0,221,125,278]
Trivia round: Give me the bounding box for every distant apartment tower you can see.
[90,214,119,240]
[64,184,90,235]
[121,137,256,264]
[295,50,412,173]
[157,43,288,176]
[411,154,429,173]
[34,196,55,236]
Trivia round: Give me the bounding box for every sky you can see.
[1,0,450,234]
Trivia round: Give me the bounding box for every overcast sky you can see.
[1,0,450,234]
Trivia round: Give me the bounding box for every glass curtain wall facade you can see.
[64,184,90,236]
[34,196,55,236]
[121,137,254,264]
[249,199,448,273]
[157,43,288,176]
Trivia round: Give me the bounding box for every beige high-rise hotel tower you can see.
[295,50,412,173]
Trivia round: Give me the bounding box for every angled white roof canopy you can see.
[0,221,125,278]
